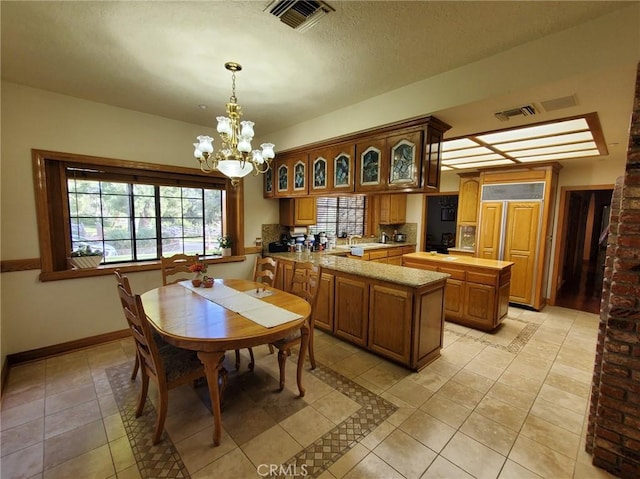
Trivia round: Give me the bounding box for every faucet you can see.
[347,234,362,246]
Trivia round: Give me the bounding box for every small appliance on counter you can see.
[392,230,407,242]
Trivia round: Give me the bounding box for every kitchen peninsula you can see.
[267,249,448,371]
[402,252,513,331]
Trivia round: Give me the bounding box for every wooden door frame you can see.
[549,184,613,305]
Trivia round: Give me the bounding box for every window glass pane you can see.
[310,196,366,236]
[67,170,223,264]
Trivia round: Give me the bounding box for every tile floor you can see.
[0,306,620,479]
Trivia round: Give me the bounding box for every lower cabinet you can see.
[327,268,445,370]
[274,259,294,291]
[314,271,335,332]
[368,284,412,364]
[334,274,369,347]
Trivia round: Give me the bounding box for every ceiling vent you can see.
[265,0,334,32]
[540,94,578,112]
[494,104,537,122]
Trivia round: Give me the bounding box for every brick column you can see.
[588,62,640,478]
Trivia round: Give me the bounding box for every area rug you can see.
[106,356,397,478]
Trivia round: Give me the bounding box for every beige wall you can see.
[0,82,260,367]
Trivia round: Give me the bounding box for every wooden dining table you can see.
[140,278,312,446]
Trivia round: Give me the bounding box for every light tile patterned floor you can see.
[0,306,620,479]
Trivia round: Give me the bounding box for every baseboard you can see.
[6,329,131,367]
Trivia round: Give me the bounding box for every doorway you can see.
[551,186,613,314]
[423,194,458,253]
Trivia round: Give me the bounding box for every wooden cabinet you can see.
[458,176,480,223]
[379,194,407,224]
[263,167,275,198]
[387,129,423,191]
[455,174,480,252]
[355,136,388,193]
[328,143,356,193]
[478,202,503,259]
[368,284,412,364]
[274,153,308,197]
[274,258,294,291]
[268,116,451,198]
[279,197,317,226]
[402,252,513,331]
[346,244,412,263]
[309,148,329,195]
[334,274,369,347]
[314,271,335,332]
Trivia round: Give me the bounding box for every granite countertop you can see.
[404,252,515,270]
[267,249,448,288]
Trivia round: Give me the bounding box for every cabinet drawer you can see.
[387,247,404,257]
[402,246,416,255]
[467,271,498,286]
[438,266,466,281]
[368,250,388,260]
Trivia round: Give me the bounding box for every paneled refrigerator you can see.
[477,182,546,309]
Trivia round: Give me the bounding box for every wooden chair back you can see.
[253,256,278,287]
[116,276,165,382]
[289,262,321,311]
[161,253,199,285]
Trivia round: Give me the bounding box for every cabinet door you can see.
[314,272,335,332]
[477,202,503,259]
[309,149,329,194]
[379,194,407,224]
[279,198,317,226]
[443,278,464,318]
[464,282,496,329]
[423,127,442,190]
[458,177,480,223]
[291,158,308,196]
[504,202,540,306]
[368,284,412,363]
[387,256,403,266]
[275,154,308,197]
[263,167,274,198]
[329,143,355,192]
[355,136,387,193]
[387,130,423,190]
[275,260,294,291]
[275,158,290,197]
[334,275,369,346]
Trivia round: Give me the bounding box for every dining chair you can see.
[115,271,226,445]
[161,253,199,285]
[115,270,140,381]
[234,256,281,370]
[269,262,320,391]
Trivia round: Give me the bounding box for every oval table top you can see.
[140,278,312,352]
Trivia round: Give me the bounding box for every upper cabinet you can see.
[387,129,423,191]
[263,167,275,198]
[379,194,407,224]
[265,115,451,198]
[309,148,329,195]
[355,136,388,193]
[328,143,356,193]
[273,152,308,197]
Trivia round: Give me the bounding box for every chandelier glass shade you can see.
[193,62,275,186]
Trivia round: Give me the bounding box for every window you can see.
[67,172,224,264]
[310,196,367,236]
[33,150,242,280]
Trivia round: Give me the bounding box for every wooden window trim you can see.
[32,149,245,281]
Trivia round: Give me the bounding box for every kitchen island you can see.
[402,252,514,331]
[267,250,448,371]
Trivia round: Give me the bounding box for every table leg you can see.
[296,321,310,397]
[197,351,225,446]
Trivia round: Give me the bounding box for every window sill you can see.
[39,255,247,282]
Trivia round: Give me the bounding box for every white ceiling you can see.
[2,1,639,164]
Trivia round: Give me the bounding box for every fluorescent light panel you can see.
[442,146,494,160]
[449,159,515,169]
[477,118,589,144]
[517,149,600,162]
[496,132,594,152]
[509,141,597,158]
[441,138,478,151]
[442,153,506,165]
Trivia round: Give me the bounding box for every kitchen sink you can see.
[334,242,393,251]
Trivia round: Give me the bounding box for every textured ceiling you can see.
[1,0,633,138]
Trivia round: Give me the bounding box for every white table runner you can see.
[179,280,302,328]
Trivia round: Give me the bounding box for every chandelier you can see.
[193,62,275,187]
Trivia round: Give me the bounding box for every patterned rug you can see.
[106,356,397,478]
